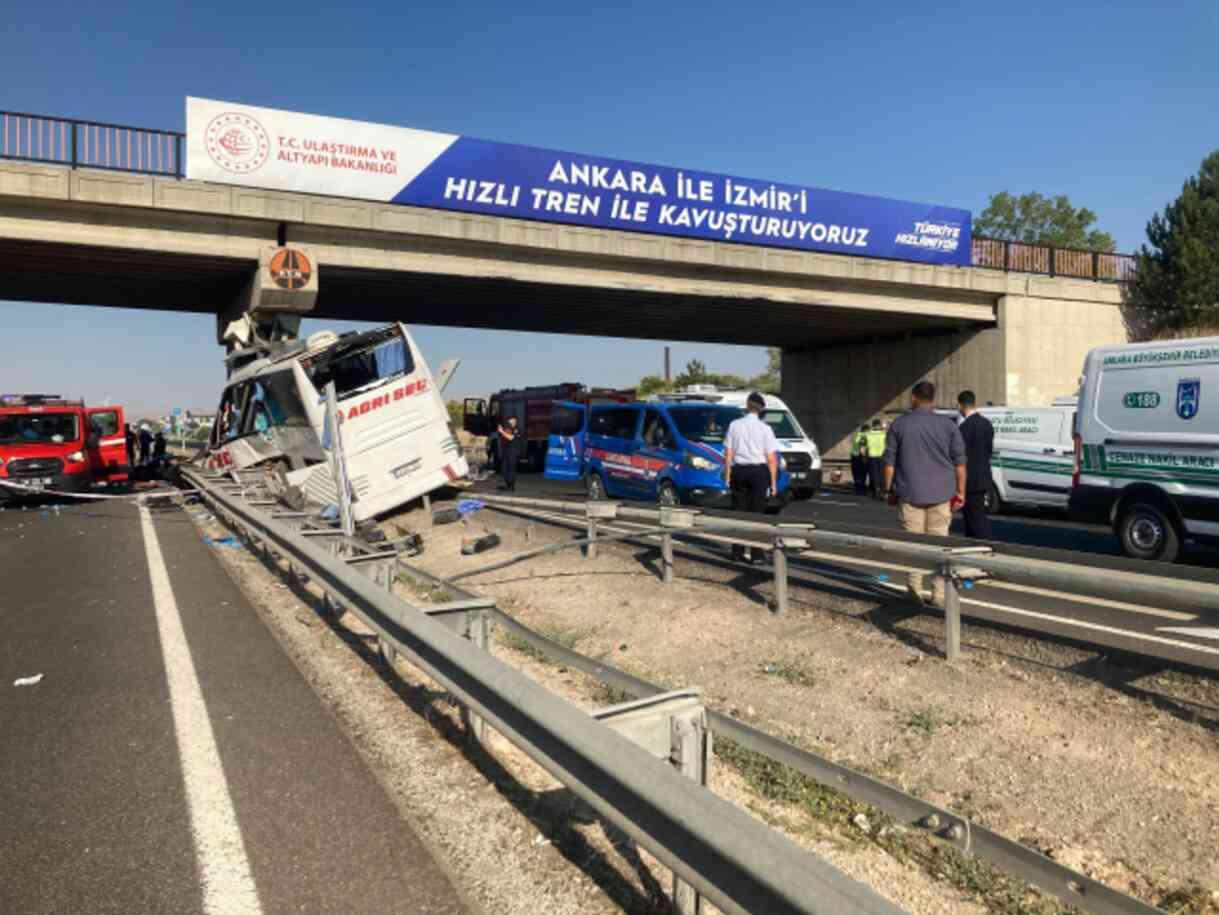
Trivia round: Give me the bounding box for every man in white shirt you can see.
[723,392,780,563]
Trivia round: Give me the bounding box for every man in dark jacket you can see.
[957,390,995,539]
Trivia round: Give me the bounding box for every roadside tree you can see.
[975,191,1116,252]
[1124,150,1219,337]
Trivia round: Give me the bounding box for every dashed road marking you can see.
[139,504,262,914]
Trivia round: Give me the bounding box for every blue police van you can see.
[544,400,790,509]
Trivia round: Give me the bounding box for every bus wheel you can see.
[1117,502,1180,563]
[586,473,606,501]
[657,481,679,507]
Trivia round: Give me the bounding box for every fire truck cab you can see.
[0,396,128,502]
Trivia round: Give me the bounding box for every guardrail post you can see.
[593,689,709,915]
[771,536,788,616]
[463,610,490,747]
[943,561,961,662]
[661,531,674,585]
[584,502,618,560]
[671,709,711,915]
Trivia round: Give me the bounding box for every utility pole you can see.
[664,346,671,382]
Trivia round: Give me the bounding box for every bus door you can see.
[544,401,587,481]
[86,406,127,481]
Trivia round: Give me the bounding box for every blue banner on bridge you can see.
[187,98,971,266]
[397,138,971,266]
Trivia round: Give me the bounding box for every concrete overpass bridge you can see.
[0,112,1131,455]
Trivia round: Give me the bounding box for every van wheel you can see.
[1117,502,1180,563]
[657,481,679,507]
[586,473,606,501]
[984,482,1002,515]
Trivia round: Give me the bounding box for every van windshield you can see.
[667,405,743,445]
[762,409,801,439]
[305,329,415,400]
[0,412,80,445]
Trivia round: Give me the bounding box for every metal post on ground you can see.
[661,531,674,585]
[771,536,788,616]
[670,710,711,915]
[586,516,598,560]
[943,562,961,662]
[584,502,618,561]
[464,611,489,747]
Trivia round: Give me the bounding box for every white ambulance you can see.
[1070,336,1219,562]
[978,399,1077,513]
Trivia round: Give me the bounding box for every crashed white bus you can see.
[205,322,467,521]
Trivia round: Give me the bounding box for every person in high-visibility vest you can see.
[865,419,888,499]
[850,424,869,495]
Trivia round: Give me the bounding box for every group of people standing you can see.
[124,423,166,468]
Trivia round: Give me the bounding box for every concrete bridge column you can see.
[783,289,1130,460]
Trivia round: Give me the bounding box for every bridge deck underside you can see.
[0,238,988,347]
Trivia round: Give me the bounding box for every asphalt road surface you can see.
[0,498,469,915]
[471,474,1219,672]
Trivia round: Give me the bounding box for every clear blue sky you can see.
[3,0,1217,417]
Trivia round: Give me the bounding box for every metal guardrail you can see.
[0,110,184,177]
[475,493,1219,619]
[184,470,1186,914]
[0,107,1133,283]
[402,560,1167,915]
[971,235,1135,283]
[183,469,904,915]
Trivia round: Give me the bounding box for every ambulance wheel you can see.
[586,473,606,501]
[1117,502,1180,563]
[657,481,679,507]
[983,482,1003,515]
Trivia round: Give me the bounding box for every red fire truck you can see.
[0,395,129,502]
[463,383,635,471]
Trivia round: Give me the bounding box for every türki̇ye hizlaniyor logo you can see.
[204,111,270,174]
[269,248,312,290]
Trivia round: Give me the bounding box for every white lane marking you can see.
[813,499,860,506]
[960,596,1219,658]
[139,504,262,914]
[983,580,1195,621]
[1156,627,1219,641]
[798,549,1196,621]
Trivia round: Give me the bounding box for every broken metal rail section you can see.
[183,469,903,915]
[474,493,1219,673]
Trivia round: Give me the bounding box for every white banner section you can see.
[185,97,456,200]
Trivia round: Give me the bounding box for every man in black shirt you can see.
[497,416,521,491]
[957,390,994,539]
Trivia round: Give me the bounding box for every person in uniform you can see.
[865,419,888,499]
[957,390,995,539]
[723,392,780,564]
[497,416,521,492]
[850,424,869,495]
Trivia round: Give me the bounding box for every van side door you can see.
[86,407,127,482]
[544,401,587,481]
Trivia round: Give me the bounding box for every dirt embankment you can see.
[401,500,1219,914]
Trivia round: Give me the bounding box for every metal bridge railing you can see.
[971,235,1136,283]
[0,110,184,177]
